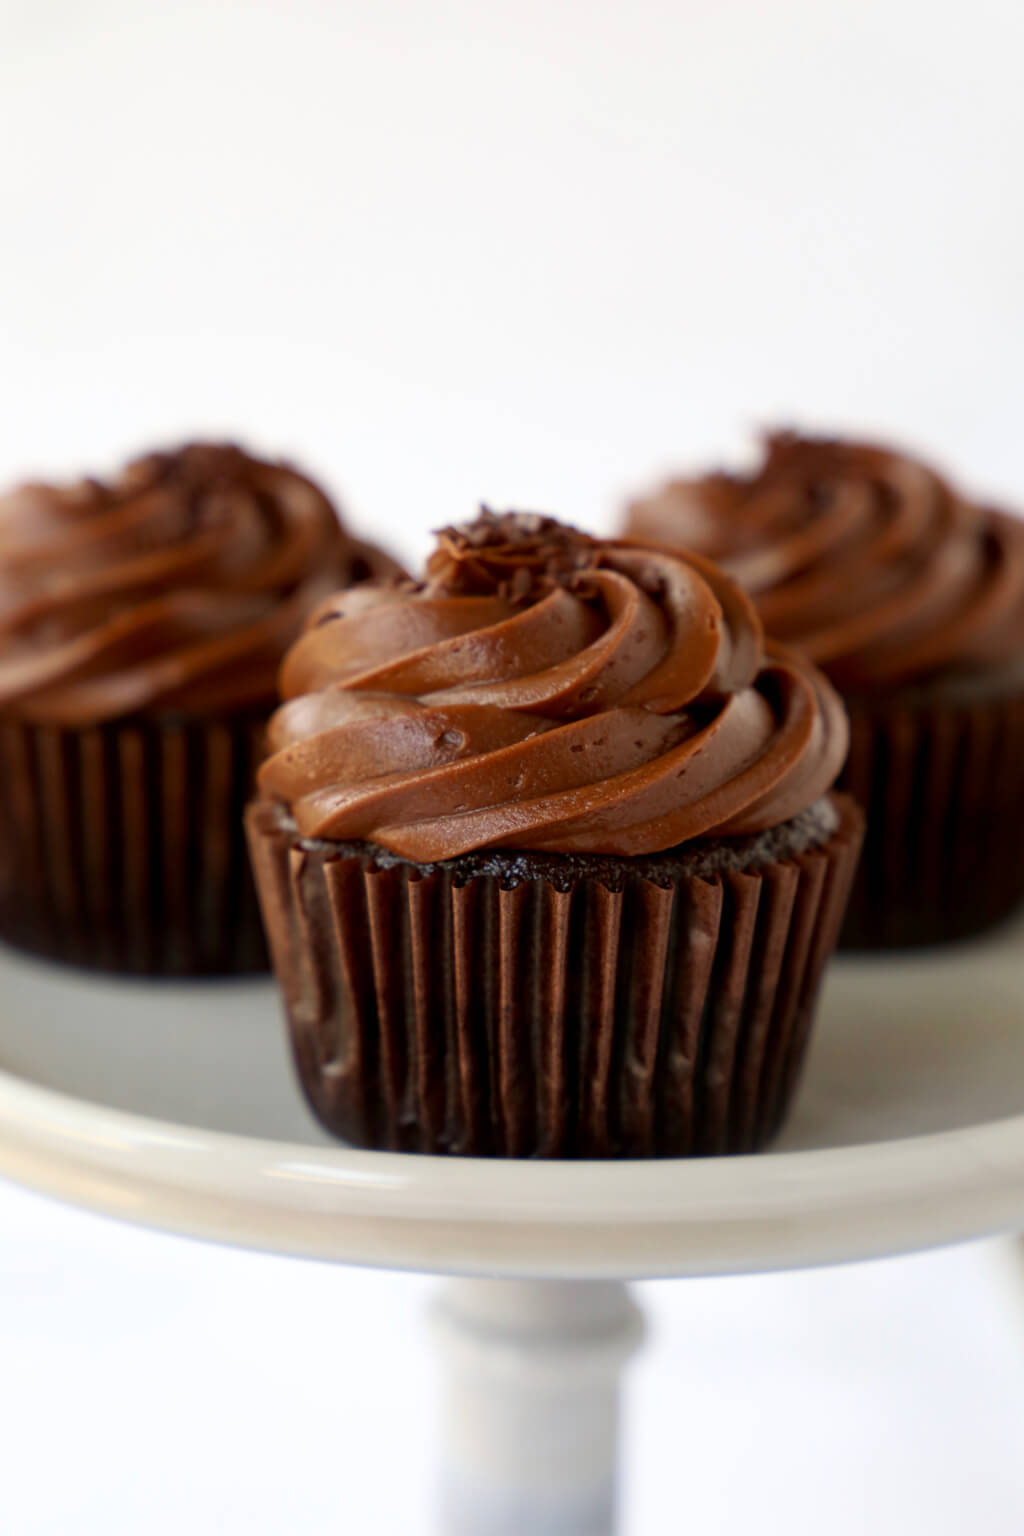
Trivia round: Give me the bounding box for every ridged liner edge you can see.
[839,691,1024,949]
[0,715,269,975]
[247,796,863,1158]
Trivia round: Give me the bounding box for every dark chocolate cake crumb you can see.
[275,796,839,892]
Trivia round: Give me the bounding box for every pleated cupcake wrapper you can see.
[247,796,863,1158]
[838,689,1024,949]
[0,715,269,975]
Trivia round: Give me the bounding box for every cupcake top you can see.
[625,432,1024,693]
[0,443,400,725]
[259,509,848,859]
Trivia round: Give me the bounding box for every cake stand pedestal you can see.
[434,1278,643,1535]
[0,915,1023,1533]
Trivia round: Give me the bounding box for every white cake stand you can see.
[1,915,1024,1534]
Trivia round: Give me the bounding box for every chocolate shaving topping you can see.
[427,506,600,602]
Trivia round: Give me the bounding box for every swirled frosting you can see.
[625,433,1024,692]
[0,443,401,724]
[259,510,848,859]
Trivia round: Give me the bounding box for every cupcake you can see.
[625,432,1024,948]
[246,510,862,1158]
[0,442,400,974]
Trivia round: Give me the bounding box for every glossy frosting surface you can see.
[260,511,848,858]
[626,433,1024,692]
[0,443,399,723]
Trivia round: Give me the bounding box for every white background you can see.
[2,0,1024,1531]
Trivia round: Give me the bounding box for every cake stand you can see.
[1,916,1023,1535]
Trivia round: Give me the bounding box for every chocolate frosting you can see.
[625,433,1024,692]
[259,510,848,858]
[0,443,401,724]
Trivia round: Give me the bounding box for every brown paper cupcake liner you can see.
[246,795,863,1158]
[0,714,269,975]
[838,690,1024,949]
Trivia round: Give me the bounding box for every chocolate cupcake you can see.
[0,442,400,974]
[246,511,862,1158]
[625,433,1024,948]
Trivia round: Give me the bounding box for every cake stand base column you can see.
[430,1278,645,1536]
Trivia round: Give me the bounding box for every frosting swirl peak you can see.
[626,433,1024,692]
[260,510,848,859]
[0,443,400,724]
